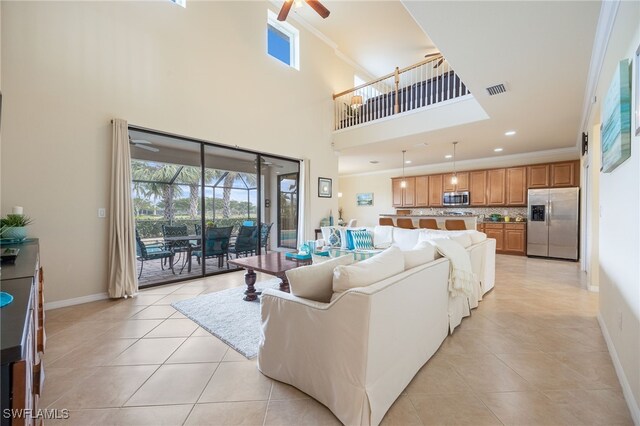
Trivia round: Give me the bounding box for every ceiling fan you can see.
[129,136,159,152]
[277,0,330,22]
[424,51,445,68]
[254,158,284,169]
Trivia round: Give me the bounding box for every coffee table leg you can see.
[243,269,259,301]
[278,274,290,293]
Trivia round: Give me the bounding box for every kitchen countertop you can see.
[380,213,479,217]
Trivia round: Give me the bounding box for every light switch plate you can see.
[98,208,106,218]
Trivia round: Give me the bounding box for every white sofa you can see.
[258,227,496,425]
[258,258,451,426]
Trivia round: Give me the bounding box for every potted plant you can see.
[0,214,33,240]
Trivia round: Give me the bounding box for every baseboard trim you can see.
[44,292,110,311]
[597,313,640,425]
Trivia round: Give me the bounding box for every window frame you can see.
[267,10,300,70]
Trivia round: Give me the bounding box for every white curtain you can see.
[108,119,138,298]
[297,158,310,246]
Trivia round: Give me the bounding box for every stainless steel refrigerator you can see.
[527,187,579,260]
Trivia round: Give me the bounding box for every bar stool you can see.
[379,217,394,226]
[396,218,416,229]
[419,218,439,230]
[445,219,467,230]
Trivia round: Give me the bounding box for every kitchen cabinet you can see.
[415,175,429,207]
[506,167,527,206]
[391,177,415,207]
[469,171,487,206]
[483,223,504,251]
[527,164,550,188]
[504,223,526,255]
[428,174,444,206]
[487,169,506,205]
[551,161,578,187]
[443,172,469,192]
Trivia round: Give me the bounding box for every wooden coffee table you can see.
[227,252,312,301]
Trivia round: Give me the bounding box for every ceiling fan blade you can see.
[305,0,330,18]
[277,0,293,21]
[135,144,160,153]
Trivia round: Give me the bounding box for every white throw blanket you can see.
[432,238,477,299]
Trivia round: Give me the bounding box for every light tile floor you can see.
[42,255,633,425]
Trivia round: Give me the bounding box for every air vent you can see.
[486,84,507,96]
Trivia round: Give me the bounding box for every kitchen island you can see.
[379,214,478,230]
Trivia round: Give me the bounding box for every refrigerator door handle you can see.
[546,201,550,224]
[548,201,552,222]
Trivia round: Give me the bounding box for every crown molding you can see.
[577,0,620,147]
[339,147,579,178]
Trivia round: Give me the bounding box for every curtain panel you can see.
[108,118,138,298]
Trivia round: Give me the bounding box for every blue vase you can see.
[3,227,27,240]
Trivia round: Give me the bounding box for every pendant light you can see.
[400,150,407,188]
[451,142,458,185]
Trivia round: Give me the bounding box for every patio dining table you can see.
[163,235,201,273]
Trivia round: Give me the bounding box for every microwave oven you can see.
[443,191,470,206]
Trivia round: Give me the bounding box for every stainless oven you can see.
[443,191,470,206]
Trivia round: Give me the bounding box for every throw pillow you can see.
[350,230,374,250]
[333,246,405,293]
[321,226,342,248]
[373,225,393,249]
[402,241,437,270]
[287,255,354,303]
[468,230,487,244]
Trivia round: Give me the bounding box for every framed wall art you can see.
[601,59,631,173]
[318,177,332,198]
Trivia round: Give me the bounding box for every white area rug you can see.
[171,278,281,359]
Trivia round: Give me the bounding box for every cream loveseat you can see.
[258,227,496,425]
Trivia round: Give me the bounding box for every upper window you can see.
[170,0,186,7]
[267,11,300,70]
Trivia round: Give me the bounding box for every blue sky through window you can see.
[268,25,291,66]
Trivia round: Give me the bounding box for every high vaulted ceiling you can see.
[290,1,601,175]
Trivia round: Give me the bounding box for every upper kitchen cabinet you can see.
[527,164,550,188]
[392,177,416,207]
[429,174,444,206]
[506,167,527,206]
[550,161,578,187]
[415,175,429,207]
[487,169,506,205]
[443,172,469,192]
[469,170,487,206]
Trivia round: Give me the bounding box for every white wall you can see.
[592,1,640,418]
[1,1,358,303]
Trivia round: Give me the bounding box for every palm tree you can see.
[131,160,183,222]
[220,172,257,218]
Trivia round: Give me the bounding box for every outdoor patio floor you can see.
[137,253,242,287]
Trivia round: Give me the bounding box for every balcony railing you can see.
[333,55,470,130]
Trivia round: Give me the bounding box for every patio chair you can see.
[229,225,258,258]
[193,226,233,269]
[195,223,202,236]
[162,224,192,269]
[135,229,174,279]
[260,222,274,253]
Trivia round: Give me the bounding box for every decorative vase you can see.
[3,226,27,240]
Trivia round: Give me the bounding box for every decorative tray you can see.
[285,252,312,260]
[0,237,27,245]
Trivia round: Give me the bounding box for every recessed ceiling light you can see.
[494,148,503,152]
[445,154,453,159]
[405,160,412,164]
[504,130,516,136]
[369,160,379,164]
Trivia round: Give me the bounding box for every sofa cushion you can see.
[350,230,374,250]
[287,255,354,303]
[449,233,473,248]
[402,241,437,270]
[418,229,474,248]
[333,246,405,293]
[392,227,421,250]
[468,230,487,244]
[373,225,393,249]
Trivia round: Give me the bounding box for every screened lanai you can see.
[129,128,300,287]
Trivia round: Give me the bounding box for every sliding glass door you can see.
[129,128,301,287]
